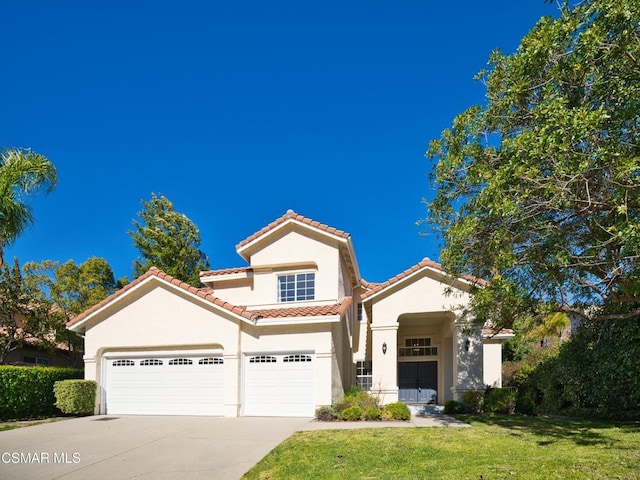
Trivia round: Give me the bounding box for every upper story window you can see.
[277,272,315,302]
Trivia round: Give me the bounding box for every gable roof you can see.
[235,209,361,286]
[236,209,350,250]
[360,258,485,301]
[67,267,352,331]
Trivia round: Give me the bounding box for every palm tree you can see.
[0,148,57,264]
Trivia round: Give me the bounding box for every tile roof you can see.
[67,267,353,329]
[249,297,352,319]
[200,267,252,277]
[236,209,350,250]
[360,258,485,300]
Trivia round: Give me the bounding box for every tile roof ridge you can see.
[235,210,350,250]
[359,258,447,300]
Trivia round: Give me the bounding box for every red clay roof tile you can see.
[235,210,350,250]
[360,258,485,300]
[68,268,353,328]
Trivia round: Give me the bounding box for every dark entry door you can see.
[398,362,437,403]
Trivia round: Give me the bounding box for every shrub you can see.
[315,406,339,421]
[461,390,484,414]
[484,388,516,414]
[383,402,411,421]
[443,400,464,414]
[484,387,516,415]
[510,318,640,419]
[363,406,382,421]
[0,366,83,420]
[341,405,362,421]
[54,380,97,415]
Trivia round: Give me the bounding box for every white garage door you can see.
[105,354,224,416]
[244,353,315,417]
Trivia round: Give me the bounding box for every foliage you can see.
[314,406,339,421]
[443,400,464,414]
[22,257,119,366]
[317,388,407,422]
[0,366,83,420]
[461,390,484,414]
[424,0,640,329]
[363,406,382,421]
[0,148,57,265]
[511,317,640,419]
[0,258,67,364]
[24,258,119,316]
[483,387,516,415]
[129,193,210,286]
[340,405,362,421]
[382,402,411,421]
[244,416,640,480]
[54,380,97,415]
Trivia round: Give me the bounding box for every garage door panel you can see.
[105,354,224,416]
[244,353,314,417]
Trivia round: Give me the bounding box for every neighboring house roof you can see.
[360,257,485,301]
[234,209,361,286]
[68,267,352,331]
[483,327,514,339]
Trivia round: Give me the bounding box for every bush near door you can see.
[315,387,411,421]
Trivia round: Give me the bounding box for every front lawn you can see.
[242,415,640,479]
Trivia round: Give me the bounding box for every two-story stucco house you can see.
[67,210,511,417]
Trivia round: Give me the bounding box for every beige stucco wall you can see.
[81,278,343,416]
[367,271,481,404]
[248,229,341,305]
[483,341,503,387]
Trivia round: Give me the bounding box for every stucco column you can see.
[450,324,484,401]
[371,324,398,404]
[224,353,240,417]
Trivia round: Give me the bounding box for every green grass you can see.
[242,415,640,479]
[0,417,70,432]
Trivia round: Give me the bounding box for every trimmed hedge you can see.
[54,380,97,415]
[0,366,83,420]
[383,402,411,421]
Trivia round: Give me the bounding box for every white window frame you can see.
[277,272,315,302]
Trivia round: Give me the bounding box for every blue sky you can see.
[1,1,557,284]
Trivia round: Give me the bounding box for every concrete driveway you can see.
[0,415,311,480]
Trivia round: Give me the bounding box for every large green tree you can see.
[0,148,57,264]
[22,257,120,366]
[129,193,210,286]
[425,0,640,329]
[0,258,65,364]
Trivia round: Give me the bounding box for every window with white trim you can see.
[398,337,438,357]
[277,272,315,302]
[112,359,135,367]
[283,354,312,363]
[356,360,372,391]
[357,303,364,321]
[199,357,224,365]
[249,355,277,363]
[140,359,163,366]
[169,358,193,365]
